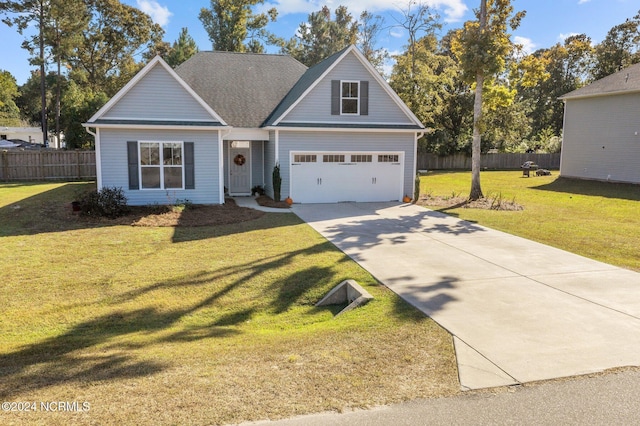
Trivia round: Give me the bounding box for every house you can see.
[83,45,424,205]
[0,127,44,145]
[559,63,640,184]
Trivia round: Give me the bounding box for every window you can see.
[341,81,359,114]
[351,154,372,163]
[294,154,317,163]
[378,154,399,163]
[139,141,183,189]
[323,154,345,163]
[231,141,250,148]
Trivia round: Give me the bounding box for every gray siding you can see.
[103,64,215,121]
[561,94,640,184]
[251,141,265,187]
[264,132,277,198]
[99,128,220,205]
[277,131,416,199]
[281,53,414,125]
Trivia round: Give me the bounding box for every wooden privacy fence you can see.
[417,153,561,171]
[0,150,559,181]
[0,150,96,181]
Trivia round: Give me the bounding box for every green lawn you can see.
[419,171,640,272]
[0,182,457,426]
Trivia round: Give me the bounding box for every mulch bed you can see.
[417,195,524,211]
[75,198,265,227]
[255,195,290,209]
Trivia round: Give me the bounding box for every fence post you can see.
[1,150,7,181]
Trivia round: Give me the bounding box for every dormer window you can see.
[331,80,369,116]
[341,81,359,114]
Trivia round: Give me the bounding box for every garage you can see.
[290,151,403,203]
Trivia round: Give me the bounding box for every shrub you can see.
[79,186,129,218]
[272,164,282,202]
[251,185,265,196]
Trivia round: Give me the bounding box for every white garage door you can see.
[290,152,403,203]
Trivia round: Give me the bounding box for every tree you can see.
[0,70,22,126]
[452,0,525,200]
[199,0,280,53]
[358,11,387,72]
[165,27,199,68]
[70,0,164,97]
[45,0,88,142]
[517,35,592,138]
[60,80,108,149]
[1,0,50,144]
[282,6,358,67]
[592,11,640,80]
[16,70,56,130]
[391,35,456,134]
[392,1,441,79]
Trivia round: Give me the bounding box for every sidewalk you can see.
[232,196,292,213]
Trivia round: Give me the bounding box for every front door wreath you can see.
[233,154,246,166]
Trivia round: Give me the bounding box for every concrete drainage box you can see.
[316,279,374,317]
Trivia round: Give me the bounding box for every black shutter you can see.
[331,80,340,115]
[127,141,139,190]
[360,81,369,116]
[184,142,195,189]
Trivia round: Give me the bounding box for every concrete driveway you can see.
[291,202,640,390]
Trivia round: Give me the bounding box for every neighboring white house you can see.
[0,127,44,145]
[83,45,424,205]
[559,63,640,184]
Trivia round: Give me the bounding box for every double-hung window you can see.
[341,81,359,114]
[139,141,184,189]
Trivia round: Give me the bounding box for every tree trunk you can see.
[39,1,48,147]
[56,56,61,147]
[469,0,486,201]
[470,70,484,200]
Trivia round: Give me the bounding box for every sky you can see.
[1,0,639,85]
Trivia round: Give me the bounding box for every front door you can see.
[229,144,251,194]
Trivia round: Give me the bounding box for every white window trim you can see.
[341,80,360,115]
[138,140,186,190]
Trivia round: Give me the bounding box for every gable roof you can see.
[263,45,424,129]
[175,51,308,128]
[560,62,640,100]
[87,56,226,126]
[262,46,349,127]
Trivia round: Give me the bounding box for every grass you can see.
[0,182,458,426]
[418,171,640,272]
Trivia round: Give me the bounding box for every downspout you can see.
[85,126,102,189]
[413,131,424,199]
[274,129,279,164]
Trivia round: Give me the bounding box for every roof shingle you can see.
[560,62,640,100]
[175,51,308,128]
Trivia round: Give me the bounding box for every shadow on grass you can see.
[532,177,640,201]
[0,239,343,399]
[0,182,295,240]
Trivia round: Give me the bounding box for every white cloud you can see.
[513,36,536,55]
[578,0,591,4]
[137,0,172,27]
[558,32,580,42]
[262,0,467,22]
